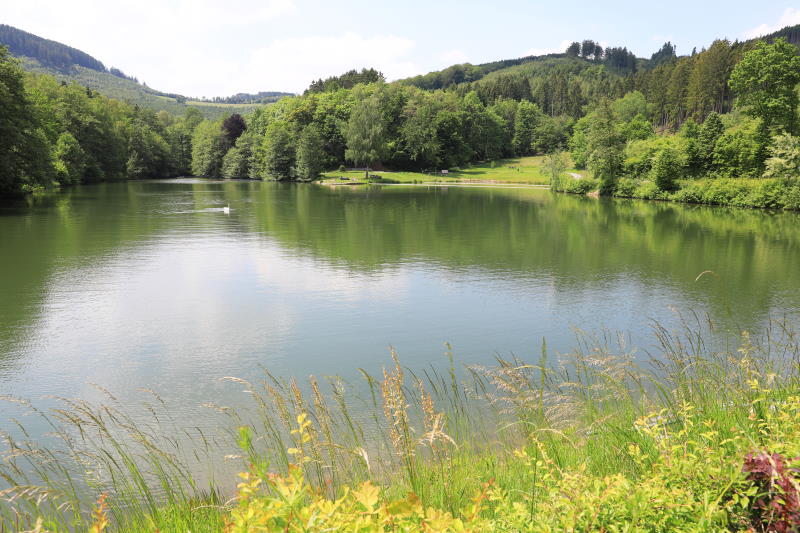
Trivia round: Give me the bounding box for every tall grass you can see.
[2,313,800,531]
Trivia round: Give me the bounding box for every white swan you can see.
[223,204,230,214]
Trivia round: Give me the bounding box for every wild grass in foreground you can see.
[3,315,800,531]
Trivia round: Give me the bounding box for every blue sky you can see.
[2,0,798,96]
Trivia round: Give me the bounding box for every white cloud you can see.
[1,0,420,94]
[244,33,418,93]
[0,0,304,96]
[523,39,572,57]
[439,49,469,65]
[742,7,800,39]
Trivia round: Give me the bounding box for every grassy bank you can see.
[4,317,800,531]
[320,156,586,186]
[317,155,798,214]
[554,175,800,210]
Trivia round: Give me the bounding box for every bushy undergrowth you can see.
[609,177,800,209]
[670,178,789,208]
[552,176,599,194]
[5,317,800,531]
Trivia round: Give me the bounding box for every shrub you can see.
[634,181,665,200]
[650,147,682,191]
[669,178,787,208]
[781,184,800,210]
[614,177,638,197]
[735,179,783,209]
[556,177,598,194]
[764,133,800,181]
[671,181,706,204]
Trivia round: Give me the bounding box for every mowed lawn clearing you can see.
[320,156,589,185]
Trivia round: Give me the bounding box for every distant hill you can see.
[0,24,105,71]
[0,24,292,119]
[759,24,800,45]
[203,91,293,104]
[397,25,800,93]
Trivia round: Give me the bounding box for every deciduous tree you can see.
[345,96,386,178]
[729,38,800,134]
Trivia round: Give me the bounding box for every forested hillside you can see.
[0,24,105,71]
[399,39,640,92]
[0,24,290,119]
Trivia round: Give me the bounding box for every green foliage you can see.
[729,38,800,134]
[618,113,654,141]
[553,176,599,194]
[687,40,738,121]
[306,68,385,94]
[165,123,193,176]
[402,92,443,168]
[345,95,386,175]
[126,120,172,179]
[191,120,229,178]
[568,116,591,169]
[0,61,205,192]
[613,177,638,197]
[295,126,325,181]
[0,47,51,195]
[612,90,648,122]
[671,178,786,208]
[543,151,567,189]
[587,100,625,195]
[623,135,679,179]
[511,100,542,155]
[221,131,256,179]
[52,132,84,185]
[531,114,572,154]
[697,112,725,171]
[764,133,800,180]
[650,146,682,190]
[649,41,677,67]
[6,22,800,202]
[259,121,295,181]
[712,116,766,178]
[782,184,800,209]
[565,42,581,57]
[679,120,703,176]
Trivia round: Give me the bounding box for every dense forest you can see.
[306,68,386,94]
[186,31,800,197]
[0,46,202,195]
[3,25,800,208]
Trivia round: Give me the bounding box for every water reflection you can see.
[0,180,798,428]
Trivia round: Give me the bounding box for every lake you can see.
[1,179,799,435]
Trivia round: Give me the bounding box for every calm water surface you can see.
[1,180,799,429]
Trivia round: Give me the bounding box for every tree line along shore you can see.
[4,37,800,211]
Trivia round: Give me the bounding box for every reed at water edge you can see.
[2,311,800,531]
